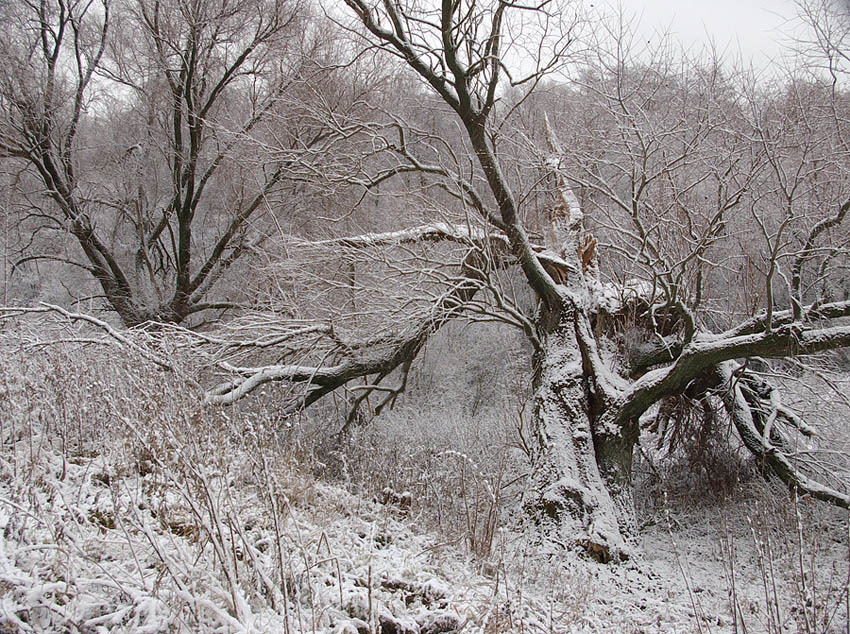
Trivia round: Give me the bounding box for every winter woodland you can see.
[2,0,850,631]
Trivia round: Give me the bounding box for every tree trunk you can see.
[525,301,637,562]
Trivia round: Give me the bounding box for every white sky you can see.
[596,0,802,69]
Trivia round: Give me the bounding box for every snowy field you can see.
[1,325,848,633]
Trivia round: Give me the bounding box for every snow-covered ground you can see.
[1,409,847,633]
[1,329,848,633]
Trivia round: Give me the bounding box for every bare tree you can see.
[8,0,849,562]
[0,0,357,325]
[795,0,850,80]
[181,2,850,562]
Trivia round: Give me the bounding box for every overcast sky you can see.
[596,0,802,69]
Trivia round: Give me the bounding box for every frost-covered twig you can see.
[0,303,173,370]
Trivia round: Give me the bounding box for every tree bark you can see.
[525,299,636,562]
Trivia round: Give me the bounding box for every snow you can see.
[590,278,654,315]
[2,413,848,633]
[2,332,849,633]
[302,224,505,250]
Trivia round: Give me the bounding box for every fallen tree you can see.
[194,1,850,561]
[5,1,850,563]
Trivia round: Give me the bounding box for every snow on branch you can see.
[716,361,850,509]
[299,223,507,250]
[619,320,850,429]
[160,321,333,351]
[203,226,503,407]
[724,298,850,338]
[543,113,583,235]
[206,362,339,406]
[204,308,445,408]
[0,303,174,370]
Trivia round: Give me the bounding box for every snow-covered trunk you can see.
[525,301,637,562]
[592,411,639,550]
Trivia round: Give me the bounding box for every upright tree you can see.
[0,0,349,325]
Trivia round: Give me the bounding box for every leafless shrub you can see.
[302,401,523,560]
[0,323,345,630]
[1,318,522,632]
[720,492,850,634]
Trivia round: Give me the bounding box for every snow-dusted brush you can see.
[0,319,523,633]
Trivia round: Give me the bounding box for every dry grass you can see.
[2,316,850,633]
[0,320,547,633]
